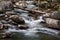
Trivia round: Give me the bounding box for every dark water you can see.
[0,31,60,40]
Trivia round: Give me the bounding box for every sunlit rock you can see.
[45,18,60,29]
[15,1,27,8]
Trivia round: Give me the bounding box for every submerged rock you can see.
[18,25,29,30]
[9,15,25,24]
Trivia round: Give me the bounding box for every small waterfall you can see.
[4,10,60,38]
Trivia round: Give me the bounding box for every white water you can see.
[4,10,59,37]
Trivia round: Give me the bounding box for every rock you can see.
[1,20,8,24]
[0,14,5,20]
[15,1,27,8]
[0,23,3,30]
[45,9,52,13]
[8,19,17,25]
[11,0,20,3]
[9,15,25,24]
[1,33,12,38]
[3,24,16,29]
[18,25,29,30]
[14,9,28,13]
[3,24,10,29]
[0,1,13,12]
[51,11,60,20]
[45,18,60,29]
[58,31,60,35]
[5,11,16,16]
[43,11,60,20]
[28,13,39,20]
[42,13,52,18]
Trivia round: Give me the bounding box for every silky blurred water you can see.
[0,9,60,40]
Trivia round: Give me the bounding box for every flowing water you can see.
[0,9,60,40]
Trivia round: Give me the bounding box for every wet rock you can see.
[1,20,8,24]
[40,21,46,23]
[3,24,10,29]
[28,13,38,20]
[18,25,29,30]
[0,23,3,30]
[5,11,16,16]
[14,9,28,13]
[8,19,17,25]
[45,18,60,29]
[0,14,5,20]
[9,15,25,24]
[3,24,16,29]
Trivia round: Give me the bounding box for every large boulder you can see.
[45,18,60,29]
[50,11,60,20]
[43,11,60,20]
[9,15,25,24]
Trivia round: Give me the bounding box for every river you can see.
[0,1,60,40]
[0,9,60,40]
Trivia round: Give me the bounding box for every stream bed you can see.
[0,9,60,40]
